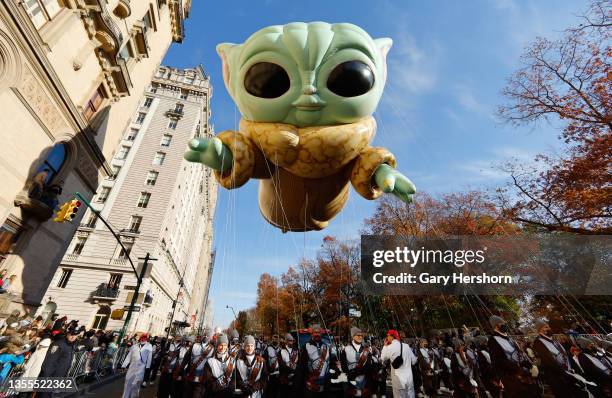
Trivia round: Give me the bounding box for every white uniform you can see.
[381,340,417,398]
[122,342,152,398]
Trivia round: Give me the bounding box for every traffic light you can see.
[52,199,81,223]
[53,201,71,222]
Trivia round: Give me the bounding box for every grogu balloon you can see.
[184,22,415,232]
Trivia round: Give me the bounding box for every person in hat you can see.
[37,326,81,398]
[179,335,205,396]
[487,315,539,398]
[576,336,612,398]
[183,334,212,398]
[532,320,592,398]
[381,329,417,398]
[229,330,241,357]
[203,333,235,397]
[264,334,281,397]
[235,335,267,398]
[299,324,336,397]
[475,335,496,397]
[157,337,181,398]
[450,338,479,398]
[416,337,440,398]
[279,332,299,396]
[121,333,152,398]
[340,327,373,397]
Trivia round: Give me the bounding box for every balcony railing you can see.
[65,253,79,262]
[92,284,120,300]
[110,258,127,265]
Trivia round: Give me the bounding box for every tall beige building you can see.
[0,0,190,315]
[41,66,217,335]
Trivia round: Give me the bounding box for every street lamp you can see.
[226,305,237,326]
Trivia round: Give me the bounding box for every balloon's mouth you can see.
[295,105,323,111]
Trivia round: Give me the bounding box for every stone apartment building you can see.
[0,0,191,315]
[40,66,217,335]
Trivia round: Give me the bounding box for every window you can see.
[118,242,133,259]
[72,236,87,255]
[160,134,172,147]
[82,213,97,228]
[174,103,184,113]
[135,112,146,124]
[92,306,110,330]
[167,120,177,130]
[0,219,23,256]
[83,85,106,121]
[180,92,188,100]
[118,41,133,61]
[108,273,122,289]
[149,85,157,93]
[126,128,138,141]
[116,146,129,160]
[153,152,165,165]
[137,192,151,208]
[23,0,61,29]
[128,216,142,232]
[185,75,195,84]
[143,97,153,108]
[110,165,121,179]
[146,171,159,186]
[96,187,111,203]
[57,269,72,288]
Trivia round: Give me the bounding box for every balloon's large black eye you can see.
[327,61,374,97]
[244,62,290,98]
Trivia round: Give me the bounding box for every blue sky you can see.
[163,0,585,328]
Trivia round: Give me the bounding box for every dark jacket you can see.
[39,336,76,378]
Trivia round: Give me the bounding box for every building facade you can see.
[41,66,217,336]
[0,0,190,315]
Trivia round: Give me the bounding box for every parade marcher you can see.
[263,334,280,397]
[230,330,242,358]
[417,337,440,397]
[341,327,373,397]
[181,335,205,398]
[488,315,539,398]
[203,334,236,398]
[279,332,299,396]
[300,324,335,397]
[532,320,592,398]
[474,335,496,397]
[368,338,388,398]
[235,335,267,398]
[122,333,153,398]
[451,338,480,398]
[37,326,80,398]
[441,347,455,393]
[171,336,190,398]
[184,335,213,398]
[380,329,417,398]
[576,336,612,398]
[157,338,181,398]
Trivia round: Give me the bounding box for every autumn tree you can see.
[497,0,611,234]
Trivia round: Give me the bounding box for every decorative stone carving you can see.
[0,30,22,92]
[18,67,68,135]
[76,144,100,189]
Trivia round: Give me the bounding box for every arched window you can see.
[92,305,111,330]
[37,143,67,184]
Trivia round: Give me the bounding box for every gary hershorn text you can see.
[372,272,517,286]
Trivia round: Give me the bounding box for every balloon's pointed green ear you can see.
[216,43,236,94]
[374,38,393,81]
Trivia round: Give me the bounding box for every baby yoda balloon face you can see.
[185,22,415,232]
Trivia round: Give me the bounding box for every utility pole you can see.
[120,252,156,341]
[72,192,156,343]
[165,277,184,339]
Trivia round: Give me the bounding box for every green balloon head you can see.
[217,22,392,127]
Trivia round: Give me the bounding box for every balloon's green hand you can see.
[184,137,233,173]
[373,164,416,203]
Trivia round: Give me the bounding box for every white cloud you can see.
[453,83,488,114]
[387,32,441,96]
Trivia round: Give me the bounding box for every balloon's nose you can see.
[303,85,317,95]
